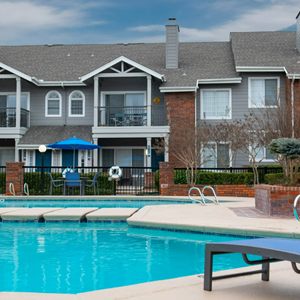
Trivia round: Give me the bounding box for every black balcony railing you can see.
[98,105,166,127]
[0,108,29,128]
[23,166,159,196]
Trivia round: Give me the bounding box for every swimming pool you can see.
[0,222,255,294]
[0,199,191,209]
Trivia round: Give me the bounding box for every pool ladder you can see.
[9,183,15,196]
[24,183,29,196]
[294,195,300,221]
[188,187,219,205]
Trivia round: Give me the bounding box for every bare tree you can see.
[154,116,211,185]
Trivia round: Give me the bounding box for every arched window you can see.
[69,91,85,117]
[45,91,61,117]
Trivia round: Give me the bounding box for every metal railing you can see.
[174,166,283,184]
[23,166,159,196]
[0,108,29,127]
[98,105,166,127]
[0,166,6,195]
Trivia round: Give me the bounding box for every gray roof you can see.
[0,42,239,88]
[230,31,300,74]
[19,125,92,145]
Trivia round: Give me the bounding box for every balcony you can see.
[98,106,166,127]
[0,108,30,128]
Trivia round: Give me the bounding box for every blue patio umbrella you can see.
[47,136,102,169]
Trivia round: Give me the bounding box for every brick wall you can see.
[164,92,195,167]
[255,184,300,216]
[144,172,155,188]
[159,162,254,197]
[6,162,25,196]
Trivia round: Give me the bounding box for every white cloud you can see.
[127,1,298,43]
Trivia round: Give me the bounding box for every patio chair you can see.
[47,173,64,195]
[113,113,127,126]
[203,238,300,291]
[85,173,100,195]
[64,172,82,195]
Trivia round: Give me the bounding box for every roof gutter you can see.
[291,75,296,138]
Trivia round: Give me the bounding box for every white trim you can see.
[45,90,62,117]
[37,81,86,87]
[0,62,34,83]
[248,77,280,108]
[202,142,232,168]
[160,86,196,93]
[236,66,286,72]
[68,90,85,117]
[197,78,242,84]
[249,145,275,163]
[81,56,164,82]
[97,72,150,78]
[200,88,232,120]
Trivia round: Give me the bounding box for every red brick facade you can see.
[255,184,300,216]
[6,162,25,196]
[164,92,195,167]
[159,162,254,197]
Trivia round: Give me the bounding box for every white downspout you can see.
[291,75,296,138]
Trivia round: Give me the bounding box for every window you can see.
[102,148,145,167]
[69,91,85,117]
[202,144,230,168]
[253,146,275,162]
[249,78,279,107]
[46,91,61,117]
[201,89,231,119]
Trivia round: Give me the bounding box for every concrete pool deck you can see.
[1,196,300,299]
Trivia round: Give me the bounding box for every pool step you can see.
[86,208,139,222]
[44,207,99,223]
[1,208,63,222]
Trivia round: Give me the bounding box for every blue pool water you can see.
[0,223,255,294]
[0,199,191,209]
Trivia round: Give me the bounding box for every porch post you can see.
[15,138,20,162]
[164,135,169,162]
[94,77,99,127]
[147,76,152,126]
[16,77,21,128]
[147,137,151,167]
[93,138,98,167]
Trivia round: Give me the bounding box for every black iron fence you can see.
[174,166,283,185]
[23,166,159,196]
[0,166,6,194]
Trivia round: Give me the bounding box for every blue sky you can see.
[0,0,298,45]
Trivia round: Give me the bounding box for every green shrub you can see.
[24,172,114,195]
[174,170,254,185]
[264,173,285,185]
[154,170,159,191]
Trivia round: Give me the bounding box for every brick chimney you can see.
[165,18,179,69]
[297,11,300,54]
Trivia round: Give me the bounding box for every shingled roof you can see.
[0,42,239,88]
[19,125,92,145]
[230,31,300,74]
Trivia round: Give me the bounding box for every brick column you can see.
[6,162,25,196]
[159,162,174,195]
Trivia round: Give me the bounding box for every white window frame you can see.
[249,145,275,163]
[248,77,280,108]
[45,90,62,117]
[201,142,232,168]
[0,92,30,110]
[200,89,232,120]
[100,91,146,107]
[69,90,85,117]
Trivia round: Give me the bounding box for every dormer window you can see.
[69,91,85,117]
[45,91,61,117]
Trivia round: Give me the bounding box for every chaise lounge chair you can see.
[204,238,300,291]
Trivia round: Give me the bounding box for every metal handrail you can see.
[188,186,219,205]
[24,183,29,196]
[9,183,15,196]
[294,195,300,221]
[202,186,219,205]
[188,187,206,205]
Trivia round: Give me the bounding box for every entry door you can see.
[35,150,52,172]
[62,150,78,168]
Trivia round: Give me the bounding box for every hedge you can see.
[0,171,5,195]
[154,170,159,191]
[24,172,114,195]
[264,173,285,185]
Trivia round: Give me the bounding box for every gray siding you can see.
[197,72,286,167]
[297,14,300,54]
[165,25,179,69]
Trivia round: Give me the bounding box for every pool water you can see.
[0,223,255,294]
[0,200,191,209]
